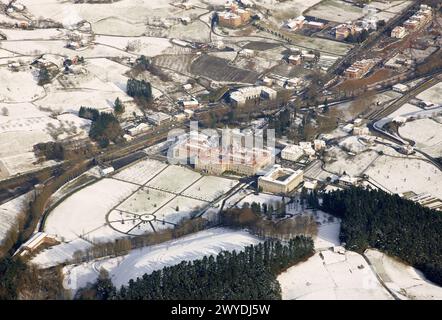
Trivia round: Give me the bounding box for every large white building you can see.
[258,165,304,194]
[230,86,277,107]
[281,144,304,162]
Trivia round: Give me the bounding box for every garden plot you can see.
[365,249,442,300]
[113,158,168,185]
[416,82,442,107]
[146,165,202,194]
[278,250,393,300]
[190,54,260,84]
[116,187,175,215]
[365,156,442,199]
[399,118,442,158]
[62,228,261,293]
[0,193,30,245]
[154,196,208,225]
[305,0,365,23]
[181,176,238,202]
[0,68,44,103]
[44,178,139,242]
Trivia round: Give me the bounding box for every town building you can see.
[281,144,304,162]
[392,83,409,93]
[170,133,273,176]
[343,59,377,79]
[147,112,171,126]
[285,16,305,30]
[127,123,150,136]
[258,165,304,194]
[218,6,251,28]
[335,24,351,40]
[181,98,200,110]
[230,86,277,107]
[391,26,407,39]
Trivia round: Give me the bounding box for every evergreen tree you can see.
[114,97,125,115]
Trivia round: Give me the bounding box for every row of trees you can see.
[76,236,314,300]
[321,187,442,285]
[219,206,317,240]
[71,217,210,265]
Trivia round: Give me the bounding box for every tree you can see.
[95,269,116,300]
[127,79,152,101]
[114,97,125,115]
[323,98,329,114]
[135,55,150,70]
[38,66,51,85]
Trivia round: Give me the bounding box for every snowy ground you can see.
[365,249,442,300]
[36,159,240,266]
[399,118,442,158]
[62,228,261,294]
[416,82,442,107]
[278,250,393,300]
[365,155,442,199]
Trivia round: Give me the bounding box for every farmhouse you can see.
[258,165,304,194]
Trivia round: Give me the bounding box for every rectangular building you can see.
[258,165,304,194]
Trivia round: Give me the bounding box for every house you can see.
[181,98,200,110]
[288,54,302,65]
[335,24,351,40]
[313,139,326,151]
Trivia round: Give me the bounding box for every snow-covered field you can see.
[416,82,442,107]
[181,176,238,202]
[365,156,442,199]
[62,228,261,293]
[146,165,202,193]
[44,178,139,242]
[0,68,44,103]
[278,250,393,300]
[305,0,364,23]
[365,249,442,300]
[38,158,240,264]
[399,118,442,158]
[113,159,168,185]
